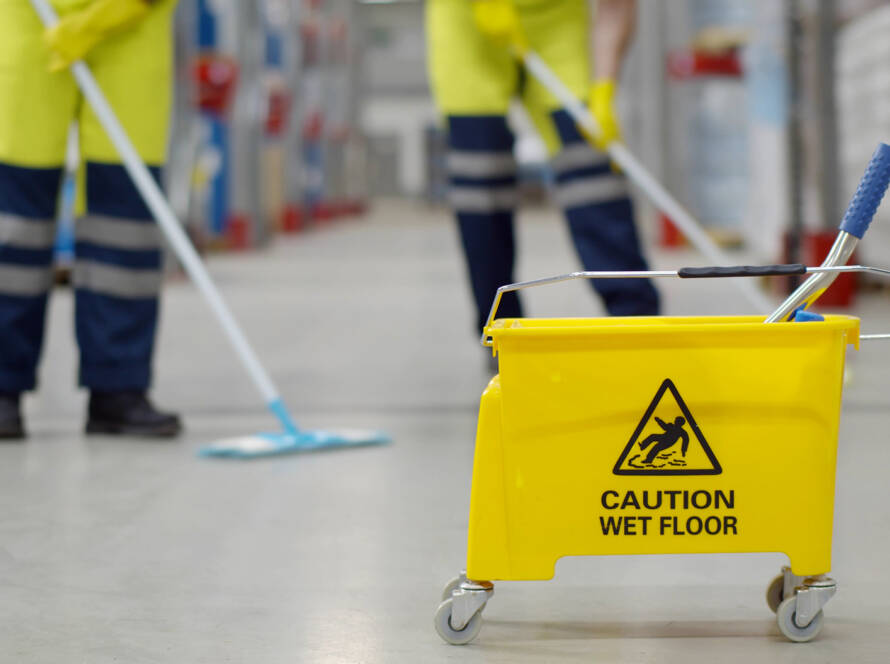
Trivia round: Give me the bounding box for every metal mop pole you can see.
[29,0,298,434]
[765,142,890,322]
[520,51,774,313]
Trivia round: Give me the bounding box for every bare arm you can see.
[591,0,637,80]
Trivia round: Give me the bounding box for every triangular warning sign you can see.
[613,379,721,476]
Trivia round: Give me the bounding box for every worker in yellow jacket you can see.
[0,0,180,439]
[427,0,659,336]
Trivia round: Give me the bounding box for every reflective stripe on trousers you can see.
[549,110,659,316]
[447,116,523,331]
[550,143,630,209]
[73,211,163,299]
[444,113,659,333]
[0,212,57,296]
[447,121,519,215]
[0,162,164,392]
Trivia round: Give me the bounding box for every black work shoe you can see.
[86,391,182,437]
[0,392,25,440]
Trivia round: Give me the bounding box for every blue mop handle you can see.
[839,142,890,238]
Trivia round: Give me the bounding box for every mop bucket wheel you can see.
[777,598,824,643]
[434,598,483,645]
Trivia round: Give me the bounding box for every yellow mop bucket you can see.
[468,313,858,581]
[434,263,890,646]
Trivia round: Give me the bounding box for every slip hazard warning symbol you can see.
[613,379,721,476]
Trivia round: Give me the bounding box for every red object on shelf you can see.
[666,49,743,79]
[300,22,320,65]
[265,88,291,137]
[331,200,354,218]
[226,213,252,250]
[325,200,367,219]
[310,201,336,222]
[658,213,685,248]
[280,205,305,233]
[302,111,323,141]
[343,199,367,216]
[192,54,239,114]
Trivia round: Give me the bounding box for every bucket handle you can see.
[481,264,890,346]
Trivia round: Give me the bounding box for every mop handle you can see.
[520,51,773,314]
[28,0,297,433]
[765,142,890,322]
[838,142,890,239]
[480,263,890,346]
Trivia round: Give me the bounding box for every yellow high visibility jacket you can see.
[0,0,177,170]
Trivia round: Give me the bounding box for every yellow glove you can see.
[472,0,528,53]
[588,78,622,151]
[44,0,150,72]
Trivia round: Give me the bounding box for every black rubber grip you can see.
[678,264,807,279]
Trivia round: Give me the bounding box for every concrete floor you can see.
[2,199,890,663]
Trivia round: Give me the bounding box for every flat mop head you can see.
[199,429,391,459]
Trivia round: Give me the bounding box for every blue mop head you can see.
[198,429,391,459]
[198,399,389,458]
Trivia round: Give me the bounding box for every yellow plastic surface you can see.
[466,315,859,581]
[0,0,176,169]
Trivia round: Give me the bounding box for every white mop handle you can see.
[29,0,280,404]
[522,52,773,313]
